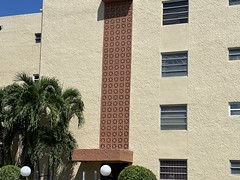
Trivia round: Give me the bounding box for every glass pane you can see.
[163,18,188,25]
[163,1,188,25]
[231,110,240,115]
[163,0,188,8]
[230,102,240,109]
[162,53,187,60]
[162,71,187,77]
[161,167,187,173]
[229,55,240,60]
[161,112,187,118]
[162,65,187,72]
[229,0,240,5]
[163,59,187,65]
[231,169,240,175]
[161,160,187,166]
[161,124,186,130]
[162,53,188,76]
[161,118,187,124]
[161,106,187,111]
[160,160,187,179]
[229,49,240,60]
[163,12,188,20]
[231,161,240,168]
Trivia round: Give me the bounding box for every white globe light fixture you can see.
[20,166,31,177]
[100,165,111,176]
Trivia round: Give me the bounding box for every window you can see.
[35,33,41,43]
[163,0,188,25]
[229,48,240,61]
[229,0,240,5]
[230,161,240,175]
[160,160,187,179]
[162,52,188,77]
[33,74,39,82]
[229,102,240,116]
[161,105,187,130]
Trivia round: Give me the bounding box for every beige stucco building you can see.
[1,0,240,179]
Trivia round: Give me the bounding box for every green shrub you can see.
[0,165,21,180]
[118,165,157,180]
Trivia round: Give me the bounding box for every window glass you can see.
[161,105,187,130]
[160,160,187,180]
[162,52,188,77]
[229,48,240,61]
[163,0,188,25]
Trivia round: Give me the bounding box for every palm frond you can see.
[1,72,84,170]
[15,72,34,85]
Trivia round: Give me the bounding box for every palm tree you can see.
[0,72,84,179]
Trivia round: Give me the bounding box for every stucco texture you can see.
[1,0,240,179]
[0,14,41,87]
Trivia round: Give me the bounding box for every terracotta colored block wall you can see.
[99,0,133,150]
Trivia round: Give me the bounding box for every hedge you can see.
[118,165,157,180]
[0,165,21,180]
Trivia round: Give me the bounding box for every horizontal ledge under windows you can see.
[161,105,187,130]
[229,48,240,61]
[162,52,188,77]
[163,0,188,25]
[229,0,240,5]
[230,160,240,175]
[160,160,187,180]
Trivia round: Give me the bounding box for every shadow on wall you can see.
[97,0,132,21]
[75,162,101,180]
[98,1,105,21]
[56,161,76,180]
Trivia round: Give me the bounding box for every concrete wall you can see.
[130,0,188,178]
[188,1,240,179]
[0,13,41,87]
[40,0,104,178]
[131,0,240,179]
[41,0,104,150]
[1,0,240,179]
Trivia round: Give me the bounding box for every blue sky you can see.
[0,0,43,17]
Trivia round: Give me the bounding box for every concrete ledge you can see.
[72,149,133,163]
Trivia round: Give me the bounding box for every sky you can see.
[0,0,43,17]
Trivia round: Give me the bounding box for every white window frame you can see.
[32,74,40,82]
[229,102,240,117]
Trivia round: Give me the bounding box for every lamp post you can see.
[20,166,31,179]
[100,165,111,180]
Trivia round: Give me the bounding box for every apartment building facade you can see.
[1,0,240,179]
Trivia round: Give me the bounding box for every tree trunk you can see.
[34,161,40,180]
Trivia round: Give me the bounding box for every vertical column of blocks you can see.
[100,0,133,150]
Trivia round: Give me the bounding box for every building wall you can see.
[40,0,104,150]
[130,0,188,178]
[40,0,105,178]
[0,13,41,87]
[130,0,240,179]
[1,0,240,179]
[188,1,240,179]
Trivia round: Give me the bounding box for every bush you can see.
[0,165,21,180]
[118,165,157,180]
